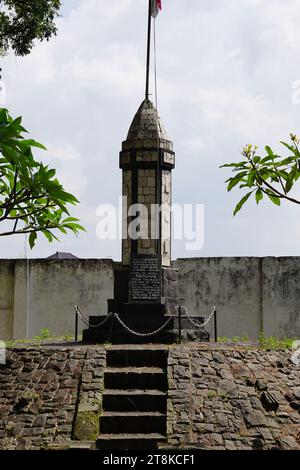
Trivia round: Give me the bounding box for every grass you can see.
[217,335,249,343]
[258,333,295,350]
[4,330,80,348]
[217,333,295,350]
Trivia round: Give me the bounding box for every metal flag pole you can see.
[145,0,152,99]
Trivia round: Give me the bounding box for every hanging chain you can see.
[114,313,172,337]
[74,305,113,328]
[75,306,172,336]
[75,305,216,336]
[181,306,216,329]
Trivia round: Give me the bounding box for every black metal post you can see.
[178,306,182,344]
[145,0,152,99]
[75,307,78,342]
[214,307,217,343]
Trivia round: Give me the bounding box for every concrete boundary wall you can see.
[0,257,299,340]
[173,257,300,339]
[0,261,15,340]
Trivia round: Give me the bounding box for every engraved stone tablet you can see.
[130,255,161,302]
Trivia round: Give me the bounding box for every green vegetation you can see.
[4,330,81,348]
[73,408,101,441]
[63,333,74,342]
[221,134,300,215]
[217,335,249,343]
[206,390,227,401]
[258,333,295,350]
[217,334,295,350]
[0,0,61,56]
[34,328,51,340]
[0,108,84,246]
[5,338,34,348]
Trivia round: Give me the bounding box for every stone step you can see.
[47,441,95,450]
[104,367,167,390]
[106,348,168,368]
[96,433,166,450]
[103,389,166,412]
[100,411,166,435]
[105,366,164,373]
[103,389,166,395]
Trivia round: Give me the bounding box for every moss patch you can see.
[73,407,100,441]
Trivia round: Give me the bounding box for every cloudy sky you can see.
[1,0,300,260]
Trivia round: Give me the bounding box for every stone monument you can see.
[83,99,209,343]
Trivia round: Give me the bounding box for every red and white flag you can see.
[151,0,162,18]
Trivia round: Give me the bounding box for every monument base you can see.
[82,264,210,344]
[82,312,209,344]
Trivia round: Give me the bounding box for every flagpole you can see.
[145,0,152,99]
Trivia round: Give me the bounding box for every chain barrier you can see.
[74,305,113,328]
[114,313,173,337]
[75,304,216,339]
[75,305,172,337]
[181,306,216,330]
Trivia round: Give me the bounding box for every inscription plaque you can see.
[130,255,161,302]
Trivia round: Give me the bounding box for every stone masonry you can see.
[167,345,300,450]
[0,344,299,450]
[0,347,105,450]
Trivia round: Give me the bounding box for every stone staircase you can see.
[96,346,168,450]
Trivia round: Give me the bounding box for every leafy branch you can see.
[0,0,61,56]
[220,134,300,215]
[0,107,84,248]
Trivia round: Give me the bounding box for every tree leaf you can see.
[247,171,255,186]
[28,232,37,249]
[255,189,263,204]
[226,172,248,191]
[22,139,47,150]
[280,141,296,154]
[267,194,281,206]
[233,192,253,216]
[265,146,274,156]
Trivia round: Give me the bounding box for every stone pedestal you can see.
[82,263,209,344]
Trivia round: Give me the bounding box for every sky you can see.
[1,0,300,260]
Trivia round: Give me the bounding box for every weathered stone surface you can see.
[277,436,299,450]
[217,379,237,396]
[0,347,106,450]
[167,345,300,450]
[1,345,300,451]
[255,379,268,391]
[244,409,268,428]
[73,409,100,441]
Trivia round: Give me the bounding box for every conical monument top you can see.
[122,99,173,151]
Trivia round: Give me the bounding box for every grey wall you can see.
[173,257,300,339]
[0,257,299,340]
[0,261,15,340]
[262,257,300,338]
[2,259,114,340]
[173,257,263,340]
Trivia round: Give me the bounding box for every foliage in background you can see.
[0,108,84,247]
[0,0,61,56]
[221,134,300,215]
